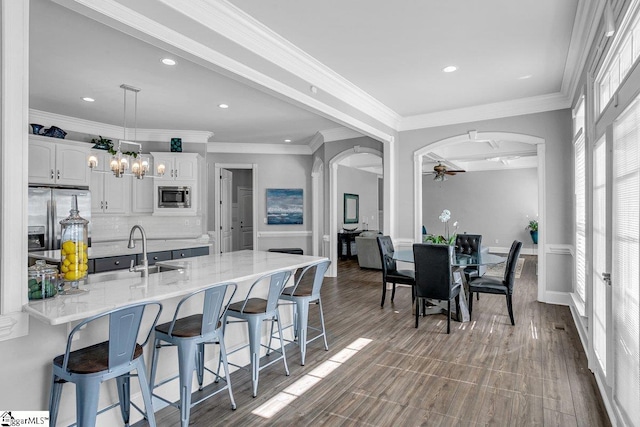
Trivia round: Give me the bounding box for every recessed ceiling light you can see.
[284,139,292,143]
[218,103,229,109]
[82,97,95,102]
[442,65,458,73]
[161,58,176,66]
[518,74,533,80]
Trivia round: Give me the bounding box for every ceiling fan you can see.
[427,162,466,181]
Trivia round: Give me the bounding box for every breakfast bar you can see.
[22,250,327,426]
[25,250,326,325]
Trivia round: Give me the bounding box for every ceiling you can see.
[29,0,585,170]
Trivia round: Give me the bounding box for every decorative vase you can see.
[30,123,44,135]
[530,230,538,244]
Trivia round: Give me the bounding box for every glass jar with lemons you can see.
[59,195,89,294]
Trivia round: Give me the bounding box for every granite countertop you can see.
[28,239,213,263]
[24,250,326,325]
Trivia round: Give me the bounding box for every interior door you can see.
[592,135,611,382]
[238,186,253,250]
[220,168,233,253]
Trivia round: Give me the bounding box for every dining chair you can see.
[278,260,331,365]
[49,301,162,427]
[149,282,237,427]
[468,240,522,325]
[413,243,461,334]
[377,236,415,307]
[455,233,485,300]
[224,270,292,397]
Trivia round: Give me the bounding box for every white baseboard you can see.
[542,290,571,306]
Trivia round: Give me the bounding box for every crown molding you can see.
[54,0,396,145]
[29,109,212,143]
[159,0,401,131]
[319,127,364,143]
[561,0,604,102]
[308,132,325,153]
[399,92,571,131]
[207,142,312,155]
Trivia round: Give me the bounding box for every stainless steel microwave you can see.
[158,186,191,208]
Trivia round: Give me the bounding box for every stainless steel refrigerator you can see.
[28,187,91,251]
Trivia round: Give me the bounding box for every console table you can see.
[338,231,362,260]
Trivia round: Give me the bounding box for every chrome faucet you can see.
[128,225,149,277]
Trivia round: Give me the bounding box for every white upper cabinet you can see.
[131,156,154,213]
[29,136,90,187]
[151,152,198,181]
[89,150,130,215]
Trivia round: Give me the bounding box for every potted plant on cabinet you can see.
[526,219,538,244]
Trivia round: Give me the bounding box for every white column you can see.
[0,0,30,340]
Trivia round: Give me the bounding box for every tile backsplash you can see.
[91,214,205,242]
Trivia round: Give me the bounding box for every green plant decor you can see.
[424,234,457,245]
[90,136,138,158]
[526,220,538,232]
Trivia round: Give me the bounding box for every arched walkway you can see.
[412,131,546,301]
[327,146,383,277]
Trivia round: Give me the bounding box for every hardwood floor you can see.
[141,255,610,426]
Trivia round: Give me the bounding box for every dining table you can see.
[393,247,506,322]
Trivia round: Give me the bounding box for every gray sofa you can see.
[355,231,383,269]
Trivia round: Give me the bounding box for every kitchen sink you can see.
[84,264,182,284]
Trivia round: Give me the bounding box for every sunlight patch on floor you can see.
[251,337,373,419]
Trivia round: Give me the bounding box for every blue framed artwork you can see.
[266,188,303,225]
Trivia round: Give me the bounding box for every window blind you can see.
[575,132,586,303]
[612,98,640,426]
[593,139,607,374]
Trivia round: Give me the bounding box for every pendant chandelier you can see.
[88,84,164,179]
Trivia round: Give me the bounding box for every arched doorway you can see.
[327,146,383,277]
[413,131,546,301]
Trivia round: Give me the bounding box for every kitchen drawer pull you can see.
[114,261,120,265]
[180,253,185,257]
[153,256,158,260]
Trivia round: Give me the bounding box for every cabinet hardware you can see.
[57,170,60,180]
[115,261,120,265]
[51,169,54,179]
[602,272,611,286]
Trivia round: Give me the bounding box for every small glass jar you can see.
[27,260,58,300]
[59,195,89,293]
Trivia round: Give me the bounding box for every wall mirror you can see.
[344,193,359,224]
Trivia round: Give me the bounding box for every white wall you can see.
[206,152,313,253]
[338,165,379,231]
[422,168,538,250]
[397,110,573,294]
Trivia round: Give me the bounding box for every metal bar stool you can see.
[48,301,162,427]
[149,282,237,427]
[277,260,331,365]
[223,270,292,397]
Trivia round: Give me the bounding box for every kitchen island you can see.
[19,250,327,426]
[25,249,326,325]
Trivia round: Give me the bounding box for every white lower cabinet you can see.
[89,151,130,214]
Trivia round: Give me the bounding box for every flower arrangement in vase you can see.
[424,209,458,245]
